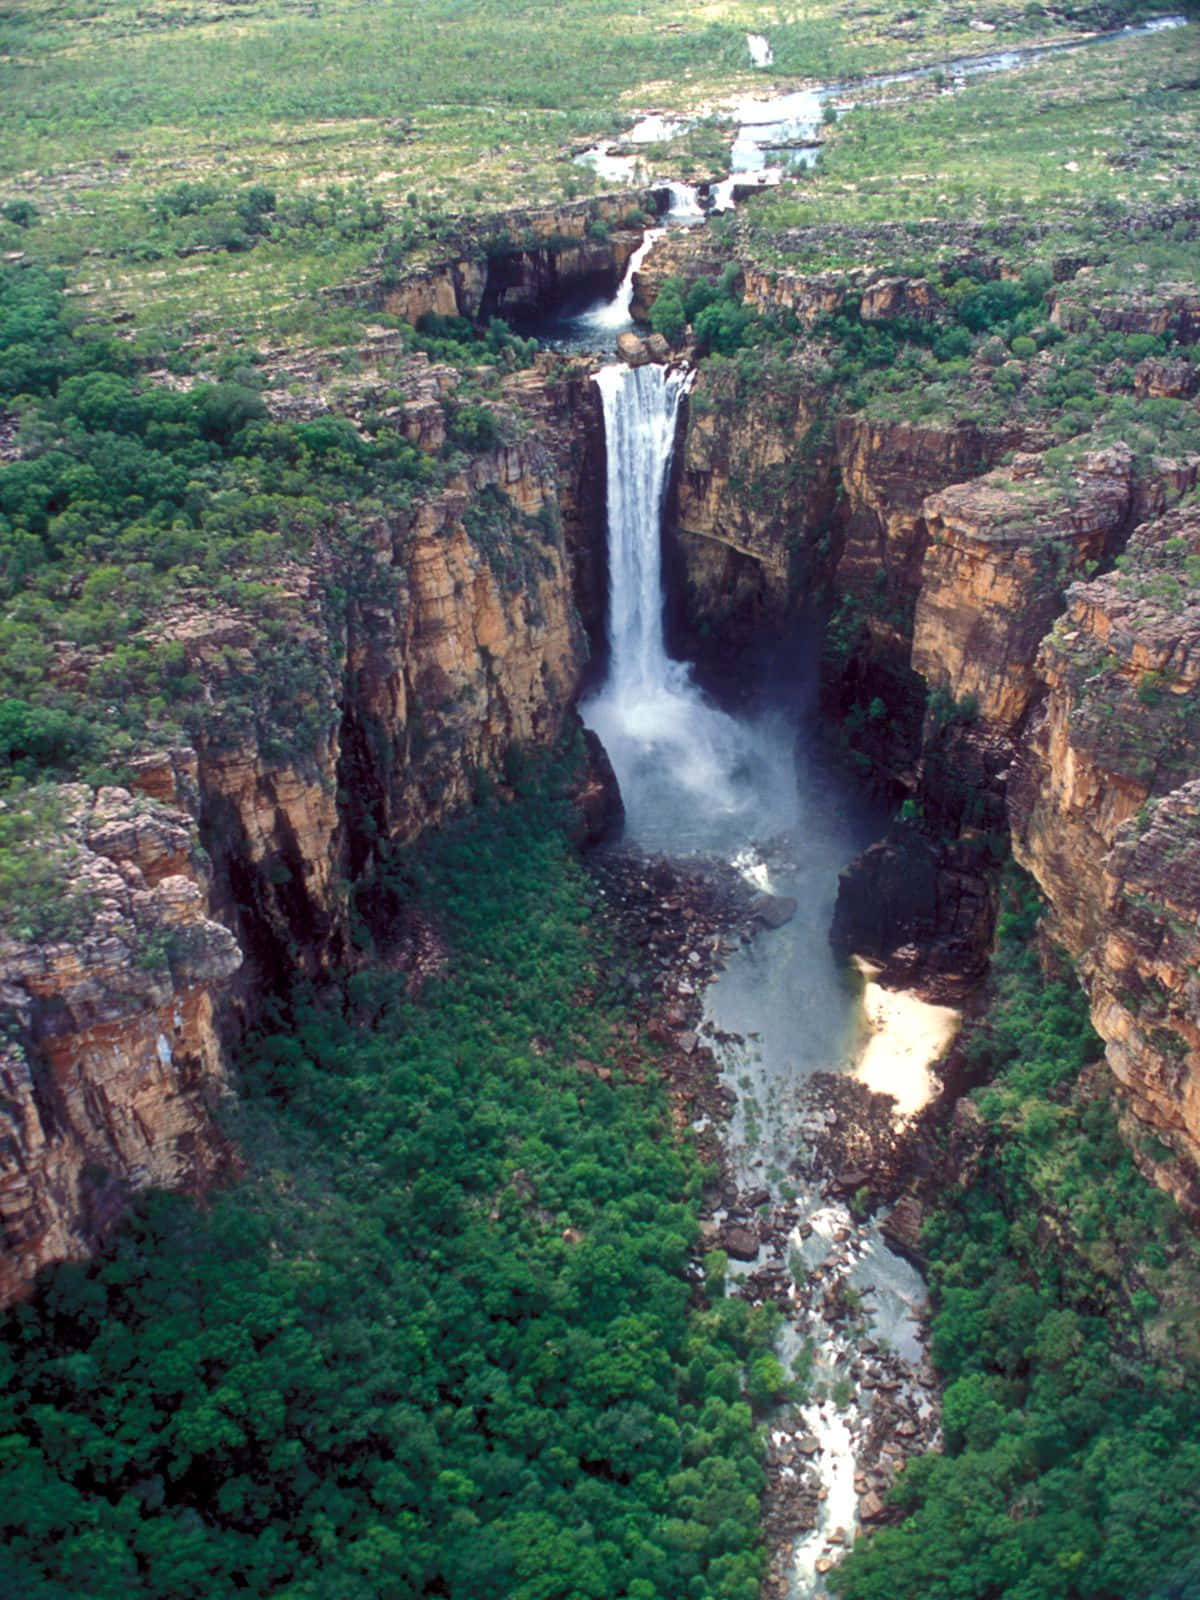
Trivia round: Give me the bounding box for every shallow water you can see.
[576,14,1188,201]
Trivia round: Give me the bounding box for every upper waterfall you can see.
[572,228,665,337]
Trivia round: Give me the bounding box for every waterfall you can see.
[574,228,664,336]
[663,181,705,222]
[582,362,796,851]
[594,362,688,703]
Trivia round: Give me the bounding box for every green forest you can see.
[834,877,1200,1599]
[1,774,778,1599]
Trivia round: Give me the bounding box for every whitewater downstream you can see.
[547,16,1191,1592]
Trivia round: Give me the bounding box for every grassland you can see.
[3,0,1195,347]
[740,21,1200,271]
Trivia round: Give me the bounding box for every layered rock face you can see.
[151,420,588,993]
[0,787,241,1302]
[340,435,587,851]
[379,193,661,327]
[836,416,1011,659]
[1010,502,1200,1184]
[1,367,594,1300]
[913,445,1135,734]
[674,354,838,653]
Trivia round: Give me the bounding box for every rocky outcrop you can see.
[501,360,609,649]
[914,444,1135,736]
[742,266,850,325]
[0,786,241,1303]
[1,368,598,1299]
[672,353,839,657]
[342,435,587,854]
[628,228,733,323]
[378,193,662,327]
[741,268,943,327]
[1010,503,1200,1181]
[1094,783,1200,1204]
[836,416,1009,652]
[175,419,589,988]
[830,825,996,996]
[1050,280,1200,343]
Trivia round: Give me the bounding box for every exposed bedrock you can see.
[670,353,840,667]
[374,193,664,327]
[829,824,996,997]
[1,370,597,1300]
[914,445,1135,737]
[0,787,241,1302]
[1010,502,1200,1191]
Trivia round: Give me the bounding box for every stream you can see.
[550,19,1189,1587]
[576,13,1188,202]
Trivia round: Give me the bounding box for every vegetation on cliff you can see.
[2,0,1200,1594]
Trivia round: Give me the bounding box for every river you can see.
[575,14,1188,202]
[577,353,939,1596]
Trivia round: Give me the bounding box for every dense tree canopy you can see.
[0,776,775,1599]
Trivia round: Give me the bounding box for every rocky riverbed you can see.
[587,844,944,1597]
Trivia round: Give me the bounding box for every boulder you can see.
[616,331,650,366]
[829,824,994,991]
[722,1224,760,1261]
[750,892,797,929]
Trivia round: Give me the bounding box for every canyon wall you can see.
[6,231,1200,1296]
[0,786,241,1302]
[668,302,1200,1181]
[0,364,597,1299]
[375,191,665,327]
[1009,501,1200,1199]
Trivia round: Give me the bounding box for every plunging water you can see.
[582,357,934,1598]
[533,229,671,350]
[582,363,800,851]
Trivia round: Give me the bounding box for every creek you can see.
[576,13,1187,202]
[578,352,939,1595]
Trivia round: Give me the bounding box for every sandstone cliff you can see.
[672,352,838,656]
[1,363,595,1300]
[0,786,241,1302]
[1010,502,1200,1186]
[376,192,662,327]
[914,444,1135,735]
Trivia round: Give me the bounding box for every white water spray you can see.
[747,31,774,67]
[572,229,664,337]
[593,362,690,702]
[582,363,795,851]
[663,181,706,222]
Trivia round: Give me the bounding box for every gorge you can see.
[2,3,1200,1596]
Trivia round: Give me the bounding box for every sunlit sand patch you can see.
[851,959,959,1118]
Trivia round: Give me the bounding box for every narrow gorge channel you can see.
[580,345,942,1593]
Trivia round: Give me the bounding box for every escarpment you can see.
[0,786,241,1303]
[0,363,594,1299]
[6,200,1200,1299]
[374,192,664,328]
[1009,502,1200,1187]
[672,353,839,658]
[143,384,589,998]
[655,240,1200,1181]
